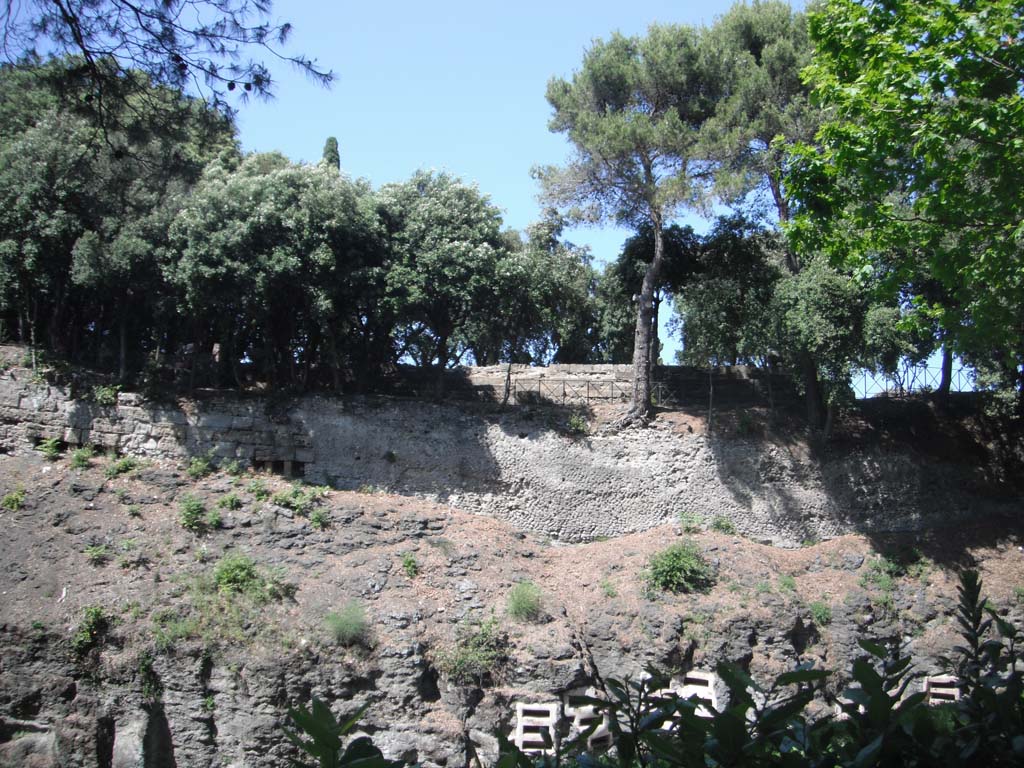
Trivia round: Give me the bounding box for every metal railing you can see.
[852,364,974,399]
[512,378,632,405]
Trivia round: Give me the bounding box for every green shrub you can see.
[710,516,736,534]
[84,544,110,565]
[507,580,543,622]
[104,456,139,478]
[600,577,618,598]
[137,652,163,702]
[205,508,222,529]
[309,508,329,530]
[324,601,368,646]
[247,478,270,500]
[91,384,120,406]
[778,575,797,593]
[127,504,142,518]
[809,601,833,626]
[1,487,25,511]
[72,605,109,655]
[566,410,588,435]
[213,553,262,595]
[36,437,62,461]
[678,510,703,533]
[221,459,243,477]
[435,616,506,685]
[70,446,94,469]
[217,492,243,511]
[178,495,207,532]
[646,540,716,594]
[401,552,418,578]
[187,452,215,480]
[271,483,329,517]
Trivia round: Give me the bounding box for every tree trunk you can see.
[800,352,825,430]
[937,343,954,402]
[434,334,449,400]
[118,314,128,383]
[628,218,665,418]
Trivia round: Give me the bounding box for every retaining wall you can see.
[0,371,1015,544]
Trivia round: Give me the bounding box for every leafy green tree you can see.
[539,25,724,420]
[322,136,340,171]
[793,0,1024,407]
[169,153,383,389]
[461,213,599,370]
[0,60,235,377]
[379,170,506,395]
[672,216,781,368]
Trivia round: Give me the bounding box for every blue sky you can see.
[234,1,804,361]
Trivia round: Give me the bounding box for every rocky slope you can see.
[2,448,1023,767]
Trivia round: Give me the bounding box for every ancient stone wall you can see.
[0,371,1015,545]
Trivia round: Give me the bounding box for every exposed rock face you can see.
[1,446,1021,768]
[0,373,1016,545]
[1,359,1021,767]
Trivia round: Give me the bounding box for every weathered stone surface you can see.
[0,375,1016,546]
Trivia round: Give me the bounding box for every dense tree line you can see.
[1,0,1021,423]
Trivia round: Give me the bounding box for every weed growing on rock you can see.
[1014,586,1024,604]
[646,540,716,595]
[678,510,703,533]
[401,552,418,578]
[104,456,139,479]
[309,508,329,530]
[600,577,618,598]
[217,492,242,511]
[221,459,243,477]
[127,504,142,518]
[91,384,120,406]
[809,601,832,626]
[151,609,200,652]
[137,652,162,703]
[70,446,94,469]
[213,553,262,595]
[84,544,110,566]
[72,606,109,655]
[272,483,327,516]
[778,575,797,593]
[187,452,215,480]
[566,410,588,435]
[179,495,207,532]
[36,437,62,461]
[435,616,507,685]
[325,601,368,646]
[507,581,543,622]
[711,516,736,535]
[1,487,25,511]
[247,478,270,501]
[205,508,222,530]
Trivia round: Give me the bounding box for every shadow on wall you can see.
[703,397,1022,555]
